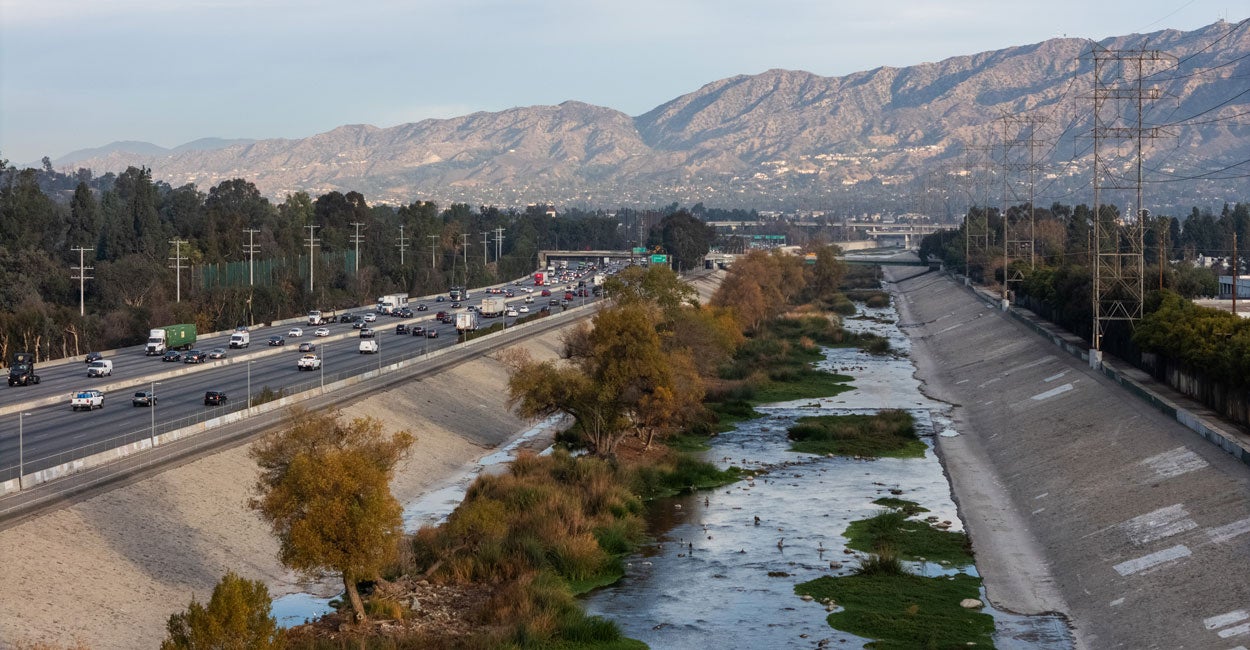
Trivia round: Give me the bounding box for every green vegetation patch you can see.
[459,322,505,342]
[845,511,973,566]
[632,454,742,499]
[796,571,993,650]
[872,498,929,516]
[787,410,924,458]
[754,368,855,404]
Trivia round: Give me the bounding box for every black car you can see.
[411,326,426,337]
[360,327,376,338]
[204,390,228,406]
[396,324,409,335]
[268,335,285,346]
[340,313,360,323]
[450,301,461,308]
[440,314,455,324]
[162,350,182,362]
[416,304,428,312]
[435,296,446,302]
[426,329,439,338]
[353,321,366,330]
[85,351,103,364]
[183,349,206,363]
[396,307,414,318]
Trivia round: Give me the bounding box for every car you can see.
[340,313,360,323]
[314,327,330,337]
[436,296,445,302]
[363,313,377,322]
[297,354,321,370]
[70,389,104,411]
[524,295,534,303]
[450,301,461,308]
[268,336,285,346]
[131,390,157,407]
[560,300,570,308]
[84,351,103,364]
[184,350,207,363]
[396,324,409,335]
[549,299,560,306]
[411,326,426,337]
[207,348,228,359]
[416,304,428,311]
[564,292,575,301]
[440,314,455,324]
[505,308,518,317]
[541,289,551,297]
[162,350,182,362]
[426,328,439,338]
[465,305,476,312]
[396,307,413,318]
[298,342,317,352]
[518,305,529,313]
[505,290,515,297]
[288,327,304,337]
[353,321,366,329]
[523,287,533,293]
[204,390,228,406]
[360,327,375,338]
[435,311,448,320]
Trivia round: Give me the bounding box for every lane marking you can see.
[1208,518,1250,544]
[1120,504,1198,545]
[1003,355,1057,376]
[1206,611,1250,630]
[1109,598,1125,607]
[1141,447,1209,480]
[1043,371,1069,382]
[1031,383,1073,401]
[1113,544,1191,576]
[1220,624,1250,639]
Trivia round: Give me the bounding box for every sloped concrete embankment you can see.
[891,269,1250,650]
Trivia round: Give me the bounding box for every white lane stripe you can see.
[1209,518,1250,544]
[1206,610,1250,630]
[1113,545,1191,576]
[1031,383,1073,401]
[1043,371,1069,382]
[1141,447,1209,480]
[1003,356,1056,375]
[1220,624,1250,639]
[1120,504,1197,545]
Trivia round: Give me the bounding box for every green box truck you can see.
[146,324,197,355]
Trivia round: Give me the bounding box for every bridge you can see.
[538,250,638,269]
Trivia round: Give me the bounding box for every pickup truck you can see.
[70,390,104,411]
[297,354,322,371]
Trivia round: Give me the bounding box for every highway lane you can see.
[0,280,602,482]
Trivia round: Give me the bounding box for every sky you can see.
[0,0,1242,166]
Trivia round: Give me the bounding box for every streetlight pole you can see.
[150,381,160,446]
[18,412,29,489]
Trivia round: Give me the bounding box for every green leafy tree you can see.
[656,210,715,271]
[160,571,284,650]
[249,408,414,624]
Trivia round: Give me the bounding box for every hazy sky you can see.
[0,0,1240,165]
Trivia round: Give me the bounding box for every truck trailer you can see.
[455,311,479,332]
[376,294,408,314]
[146,324,197,355]
[479,297,508,318]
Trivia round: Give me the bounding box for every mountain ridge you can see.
[50,20,1250,213]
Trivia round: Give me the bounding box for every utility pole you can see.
[350,222,365,274]
[1086,45,1172,362]
[494,227,505,262]
[1234,231,1238,317]
[305,225,320,293]
[242,228,260,286]
[70,246,94,316]
[168,239,187,303]
[396,225,409,266]
[481,232,490,266]
[460,233,469,286]
[428,235,439,270]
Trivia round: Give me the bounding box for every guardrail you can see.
[0,302,587,497]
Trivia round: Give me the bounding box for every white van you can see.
[229,330,250,348]
[359,339,379,354]
[86,360,113,378]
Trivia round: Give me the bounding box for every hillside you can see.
[55,20,1250,213]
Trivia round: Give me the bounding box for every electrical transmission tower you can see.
[169,239,188,303]
[960,145,996,282]
[999,113,1048,298]
[71,246,94,316]
[1086,45,1173,359]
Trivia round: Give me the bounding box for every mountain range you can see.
[51,20,1250,215]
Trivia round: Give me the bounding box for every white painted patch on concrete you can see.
[978,377,1002,389]
[1141,447,1209,480]
[955,379,969,385]
[1003,355,1057,376]
[1043,371,1069,382]
[1113,544,1191,576]
[1219,624,1250,639]
[1228,646,1248,650]
[1109,598,1125,607]
[1120,504,1198,545]
[936,323,963,335]
[1035,492,1049,499]
[1031,383,1074,401]
[1208,518,1250,544]
[1032,508,1046,515]
[1205,610,1249,630]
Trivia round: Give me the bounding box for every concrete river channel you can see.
[582,300,1075,649]
[275,297,1076,647]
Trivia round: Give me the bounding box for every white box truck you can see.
[479,297,508,318]
[455,312,479,332]
[376,294,408,314]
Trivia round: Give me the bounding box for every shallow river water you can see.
[581,305,1075,649]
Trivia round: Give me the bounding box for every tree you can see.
[656,210,715,271]
[160,571,284,650]
[249,408,414,624]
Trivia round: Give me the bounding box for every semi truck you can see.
[533,272,545,286]
[8,352,39,386]
[376,294,408,314]
[479,297,508,318]
[455,311,479,332]
[146,324,197,356]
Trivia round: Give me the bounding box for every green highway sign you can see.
[632,247,647,254]
[650,254,669,264]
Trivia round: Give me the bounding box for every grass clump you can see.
[796,570,993,650]
[845,511,973,566]
[872,498,929,516]
[787,410,925,458]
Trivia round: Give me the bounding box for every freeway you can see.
[0,276,604,484]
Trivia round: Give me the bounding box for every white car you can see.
[518,305,530,313]
[287,327,303,337]
[314,327,330,337]
[523,287,533,293]
[363,313,377,322]
[505,308,519,317]
[524,295,534,303]
[296,354,321,371]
